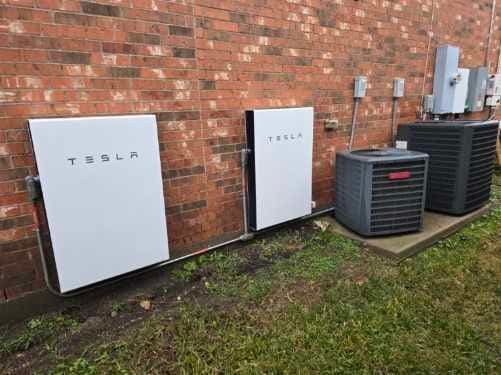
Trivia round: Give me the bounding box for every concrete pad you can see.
[325,205,491,261]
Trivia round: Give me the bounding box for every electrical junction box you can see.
[393,78,405,98]
[246,107,314,231]
[452,68,469,113]
[433,45,460,114]
[466,66,488,112]
[354,76,367,98]
[486,74,501,96]
[486,95,501,107]
[423,95,434,113]
[29,115,169,292]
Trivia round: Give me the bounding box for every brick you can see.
[0,236,37,253]
[200,80,216,90]
[182,200,207,211]
[110,67,140,78]
[0,215,32,230]
[80,1,121,17]
[172,47,195,59]
[54,12,94,26]
[263,46,282,56]
[157,111,200,122]
[48,51,91,64]
[168,25,193,37]
[128,32,161,45]
[0,157,11,170]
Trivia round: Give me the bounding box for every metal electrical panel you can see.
[393,78,405,98]
[433,45,460,114]
[29,115,169,292]
[354,76,368,98]
[466,67,488,112]
[452,68,469,114]
[246,107,313,231]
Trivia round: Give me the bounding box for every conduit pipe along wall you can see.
[486,0,497,71]
[392,79,405,145]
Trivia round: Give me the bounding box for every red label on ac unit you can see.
[388,171,411,180]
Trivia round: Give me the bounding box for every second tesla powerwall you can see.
[29,115,169,292]
[246,107,314,230]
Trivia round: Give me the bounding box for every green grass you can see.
[3,172,501,374]
[0,315,79,356]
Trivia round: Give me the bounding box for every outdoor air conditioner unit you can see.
[335,149,429,236]
[396,121,499,215]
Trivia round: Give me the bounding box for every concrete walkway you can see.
[325,205,491,261]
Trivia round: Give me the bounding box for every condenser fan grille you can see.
[408,127,461,211]
[465,123,498,211]
[370,160,427,234]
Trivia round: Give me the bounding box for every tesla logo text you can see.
[67,152,139,166]
[267,133,303,143]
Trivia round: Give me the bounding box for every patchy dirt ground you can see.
[1,171,501,374]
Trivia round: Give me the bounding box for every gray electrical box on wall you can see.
[433,45,460,114]
[466,67,488,112]
[393,78,405,98]
[354,76,367,98]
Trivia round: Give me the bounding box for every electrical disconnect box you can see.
[485,74,501,107]
[452,68,469,114]
[393,78,405,98]
[486,74,501,96]
[466,67,488,112]
[432,45,460,114]
[486,96,501,107]
[423,95,434,113]
[354,76,367,98]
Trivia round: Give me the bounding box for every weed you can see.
[1,315,79,356]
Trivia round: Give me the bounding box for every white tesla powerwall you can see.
[246,107,314,230]
[29,115,169,292]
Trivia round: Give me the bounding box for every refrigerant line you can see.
[485,0,497,70]
[420,0,436,120]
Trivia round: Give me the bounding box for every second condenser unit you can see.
[397,121,499,215]
[336,149,429,236]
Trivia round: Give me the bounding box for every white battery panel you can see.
[29,115,169,292]
[246,107,314,230]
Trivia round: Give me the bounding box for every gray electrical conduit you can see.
[27,149,335,298]
[391,98,399,145]
[348,98,360,151]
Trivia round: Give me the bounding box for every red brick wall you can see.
[1,0,500,301]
